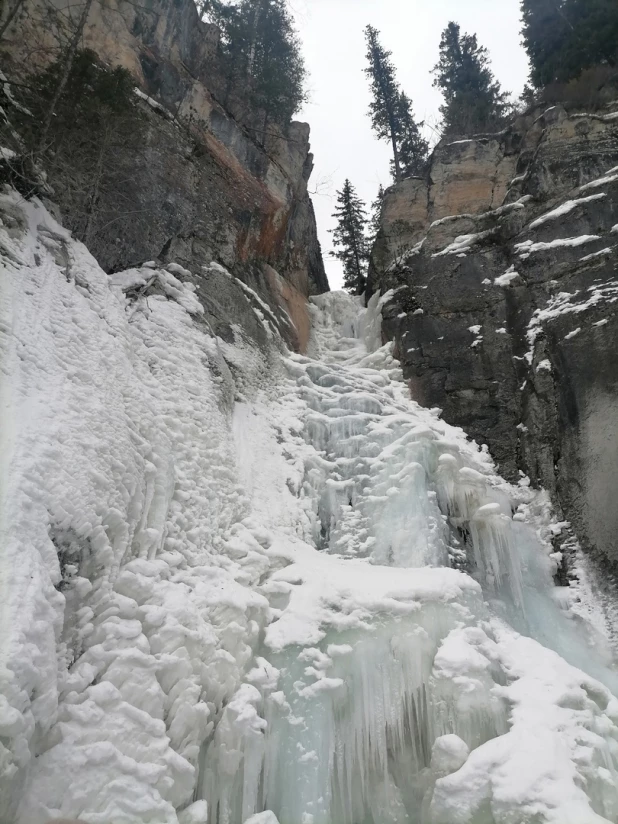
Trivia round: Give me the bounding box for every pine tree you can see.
[246,0,306,126]
[364,25,403,182]
[368,184,385,245]
[211,0,306,129]
[521,0,618,87]
[330,179,370,295]
[521,0,572,87]
[432,22,511,136]
[395,92,429,178]
[566,0,618,77]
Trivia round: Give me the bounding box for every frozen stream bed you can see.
[2,190,618,824]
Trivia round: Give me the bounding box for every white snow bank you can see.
[528,193,606,229]
[434,230,494,257]
[134,87,173,119]
[515,235,600,259]
[494,265,520,286]
[0,190,272,823]
[580,166,618,192]
[430,622,618,824]
[526,279,618,361]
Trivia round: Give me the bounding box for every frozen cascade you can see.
[2,191,618,824]
[205,292,618,824]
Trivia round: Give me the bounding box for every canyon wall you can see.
[370,104,618,565]
[1,0,328,352]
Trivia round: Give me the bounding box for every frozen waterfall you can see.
[2,190,618,824]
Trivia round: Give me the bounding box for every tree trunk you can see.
[375,64,401,183]
[351,225,365,295]
[553,0,574,31]
[247,0,265,78]
[84,122,110,245]
[36,0,95,157]
[0,0,26,40]
[390,121,401,183]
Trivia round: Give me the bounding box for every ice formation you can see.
[2,189,618,824]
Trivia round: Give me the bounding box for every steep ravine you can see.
[3,190,618,824]
[370,102,618,570]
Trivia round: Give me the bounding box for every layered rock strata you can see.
[1,0,328,351]
[370,104,618,565]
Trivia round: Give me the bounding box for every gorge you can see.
[2,0,618,822]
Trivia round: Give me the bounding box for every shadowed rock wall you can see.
[371,104,618,564]
[1,0,328,352]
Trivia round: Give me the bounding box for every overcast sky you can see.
[292,0,530,289]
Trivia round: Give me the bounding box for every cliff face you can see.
[2,0,328,351]
[371,104,618,566]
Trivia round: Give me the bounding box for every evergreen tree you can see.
[368,184,385,245]
[432,22,510,136]
[566,0,618,77]
[330,179,370,294]
[13,49,147,242]
[364,25,403,182]
[245,0,306,126]
[521,0,618,87]
[521,0,572,87]
[395,92,429,178]
[207,0,306,128]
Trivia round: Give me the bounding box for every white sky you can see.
[292,0,530,289]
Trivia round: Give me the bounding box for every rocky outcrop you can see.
[370,104,618,565]
[1,0,328,352]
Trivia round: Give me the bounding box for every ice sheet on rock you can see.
[202,290,618,824]
[0,191,272,823]
[429,622,618,824]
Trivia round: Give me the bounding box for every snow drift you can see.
[2,189,618,824]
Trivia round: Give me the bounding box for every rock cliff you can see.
[370,104,618,567]
[1,0,328,352]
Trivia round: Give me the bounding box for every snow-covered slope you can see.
[2,189,618,824]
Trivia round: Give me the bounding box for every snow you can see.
[134,87,173,119]
[526,279,618,360]
[515,235,601,259]
[580,248,613,262]
[467,325,483,348]
[572,111,618,123]
[434,230,494,257]
[3,190,618,824]
[429,198,529,231]
[580,166,618,192]
[0,69,32,116]
[494,265,520,286]
[430,622,618,824]
[565,327,582,340]
[528,194,606,229]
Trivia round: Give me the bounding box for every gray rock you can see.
[371,103,618,566]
